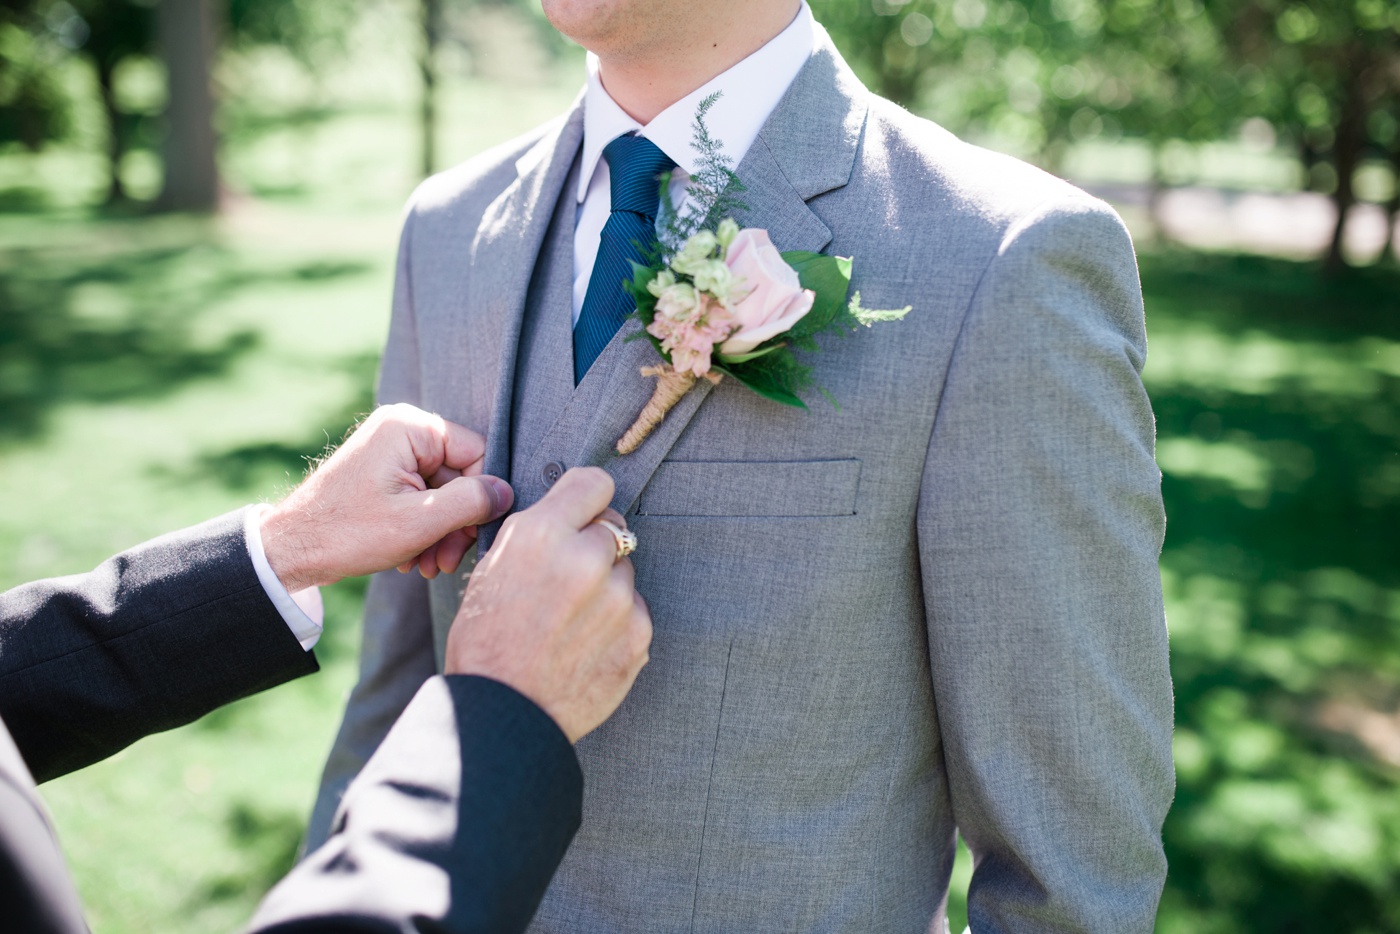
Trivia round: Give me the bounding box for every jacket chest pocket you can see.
[634,459,861,518]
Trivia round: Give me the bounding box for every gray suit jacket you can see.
[310,26,1174,934]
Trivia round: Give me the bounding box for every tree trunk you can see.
[95,59,127,204]
[1380,148,1400,265]
[1324,60,1369,275]
[419,0,443,178]
[155,0,220,212]
[1299,136,1320,191]
[1145,141,1169,244]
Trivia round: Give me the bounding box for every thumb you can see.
[413,475,513,538]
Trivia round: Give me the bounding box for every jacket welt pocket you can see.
[635,459,861,518]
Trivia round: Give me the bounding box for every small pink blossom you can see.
[720,228,814,356]
[648,293,736,378]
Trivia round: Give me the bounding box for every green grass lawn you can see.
[1140,253,1400,933]
[0,203,390,932]
[0,50,587,932]
[3,46,1400,933]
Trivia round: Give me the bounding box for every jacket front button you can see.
[541,461,565,487]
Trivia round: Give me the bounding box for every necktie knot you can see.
[604,134,676,218]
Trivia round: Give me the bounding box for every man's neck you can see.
[595,0,801,125]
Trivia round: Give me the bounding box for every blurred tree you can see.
[1380,147,1399,264]
[421,0,442,177]
[45,0,155,204]
[1211,0,1400,273]
[0,3,70,151]
[0,0,360,208]
[154,0,219,211]
[1372,94,1399,264]
[809,0,1234,182]
[814,0,1400,269]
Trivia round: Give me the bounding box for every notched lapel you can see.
[729,139,832,257]
[472,102,584,553]
[727,25,869,251]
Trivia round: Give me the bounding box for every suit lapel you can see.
[582,147,834,516]
[537,32,871,515]
[473,101,584,553]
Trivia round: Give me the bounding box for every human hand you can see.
[259,403,513,593]
[444,467,652,743]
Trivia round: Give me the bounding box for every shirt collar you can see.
[576,1,816,203]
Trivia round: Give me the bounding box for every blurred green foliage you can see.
[809,0,1399,268]
[1142,252,1400,931]
[0,8,69,148]
[811,0,1233,158]
[2,0,1395,260]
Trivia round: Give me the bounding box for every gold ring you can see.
[592,518,637,561]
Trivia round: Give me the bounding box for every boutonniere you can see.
[616,94,911,455]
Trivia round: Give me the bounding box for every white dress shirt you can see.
[244,505,324,651]
[572,1,818,325]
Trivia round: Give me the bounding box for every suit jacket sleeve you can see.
[248,675,583,934]
[305,201,440,850]
[0,509,318,784]
[916,196,1175,932]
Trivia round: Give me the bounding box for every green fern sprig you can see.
[658,92,748,252]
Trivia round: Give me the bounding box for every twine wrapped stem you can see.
[615,365,722,454]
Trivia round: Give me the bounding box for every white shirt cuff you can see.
[244,505,324,652]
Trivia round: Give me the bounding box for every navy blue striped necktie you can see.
[573,134,677,384]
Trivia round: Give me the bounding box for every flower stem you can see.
[616,365,711,454]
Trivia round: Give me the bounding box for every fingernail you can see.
[487,477,514,518]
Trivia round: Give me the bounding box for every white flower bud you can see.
[647,269,677,297]
[671,229,719,275]
[655,282,701,321]
[716,218,740,252]
[690,259,733,298]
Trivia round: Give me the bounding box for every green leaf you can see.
[621,261,669,362]
[724,367,807,408]
[718,346,812,409]
[715,343,784,365]
[781,251,855,339]
[626,261,661,323]
[848,290,912,327]
[628,259,659,287]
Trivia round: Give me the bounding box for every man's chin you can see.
[540,0,624,47]
[540,0,677,60]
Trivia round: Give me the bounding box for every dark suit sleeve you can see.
[0,510,319,783]
[247,675,583,934]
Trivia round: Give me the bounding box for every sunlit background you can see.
[0,1,1397,931]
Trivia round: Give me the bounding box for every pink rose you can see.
[718,228,815,357]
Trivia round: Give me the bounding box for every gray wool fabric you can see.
[306,25,1174,934]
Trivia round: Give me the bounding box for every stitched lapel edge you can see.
[473,102,585,553]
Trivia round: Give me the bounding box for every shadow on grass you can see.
[191,351,378,492]
[1141,251,1400,933]
[0,186,53,214]
[0,241,373,441]
[194,800,305,908]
